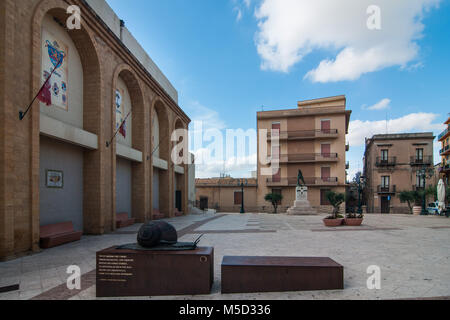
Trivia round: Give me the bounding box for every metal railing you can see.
[438,127,449,141]
[268,129,338,139]
[440,145,450,155]
[274,153,339,163]
[377,185,396,193]
[375,157,397,166]
[266,177,338,186]
[410,156,433,165]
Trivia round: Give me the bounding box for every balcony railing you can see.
[412,185,425,191]
[377,185,396,193]
[438,127,449,141]
[346,161,350,169]
[440,145,450,155]
[266,177,338,186]
[273,153,339,163]
[410,156,433,166]
[375,157,397,166]
[267,129,338,140]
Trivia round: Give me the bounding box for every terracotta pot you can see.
[413,206,422,216]
[344,218,363,226]
[323,218,344,227]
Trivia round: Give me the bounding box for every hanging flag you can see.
[37,76,52,106]
[119,120,127,139]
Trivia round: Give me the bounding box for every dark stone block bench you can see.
[152,209,165,220]
[96,246,214,297]
[40,222,82,249]
[116,212,135,229]
[174,208,183,217]
[221,256,343,294]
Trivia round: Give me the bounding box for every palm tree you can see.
[325,191,345,219]
[264,193,283,214]
[399,191,415,214]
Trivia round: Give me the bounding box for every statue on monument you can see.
[287,169,317,215]
[297,169,306,186]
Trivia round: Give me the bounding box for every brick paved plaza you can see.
[0,213,449,300]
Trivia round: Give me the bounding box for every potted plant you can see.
[323,191,345,227]
[264,193,283,214]
[344,211,364,226]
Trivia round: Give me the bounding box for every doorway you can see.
[175,190,182,212]
[381,196,390,214]
[200,197,208,210]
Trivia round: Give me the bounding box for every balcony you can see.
[345,143,350,152]
[346,161,350,169]
[267,129,338,141]
[412,185,425,191]
[410,156,433,166]
[377,185,396,194]
[375,157,397,167]
[272,153,339,164]
[440,145,450,156]
[266,177,339,187]
[438,127,450,141]
[440,163,450,173]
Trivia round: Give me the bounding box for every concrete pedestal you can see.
[286,186,317,215]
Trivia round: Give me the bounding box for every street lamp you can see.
[417,165,434,215]
[240,181,245,214]
[357,176,366,215]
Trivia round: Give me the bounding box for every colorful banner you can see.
[115,88,127,138]
[41,29,68,110]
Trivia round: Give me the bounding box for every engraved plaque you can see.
[296,186,308,201]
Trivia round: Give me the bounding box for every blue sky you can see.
[106,0,450,179]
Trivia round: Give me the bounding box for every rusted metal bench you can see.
[40,222,82,249]
[152,209,165,220]
[221,256,344,294]
[116,213,135,229]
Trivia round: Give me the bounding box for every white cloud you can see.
[193,150,257,178]
[364,98,391,111]
[348,112,444,147]
[234,7,243,21]
[254,0,440,81]
[433,140,443,165]
[186,101,226,132]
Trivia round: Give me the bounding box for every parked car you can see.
[427,202,440,215]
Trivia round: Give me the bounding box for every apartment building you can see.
[256,96,351,213]
[363,133,435,214]
[438,115,450,182]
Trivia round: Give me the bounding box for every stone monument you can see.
[96,222,213,297]
[286,170,317,215]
